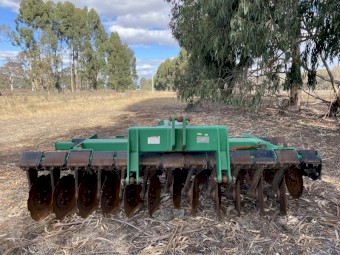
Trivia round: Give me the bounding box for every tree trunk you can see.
[70,47,74,92]
[290,84,300,109]
[320,54,339,117]
[289,43,302,110]
[75,51,79,90]
[9,76,13,91]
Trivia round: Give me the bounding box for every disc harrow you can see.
[19,116,322,221]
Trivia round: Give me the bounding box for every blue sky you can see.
[0,0,180,79]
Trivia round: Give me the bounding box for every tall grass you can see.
[0,90,177,121]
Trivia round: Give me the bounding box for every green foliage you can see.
[0,25,10,42]
[166,0,340,106]
[11,0,137,92]
[140,77,152,91]
[0,61,28,90]
[106,32,137,91]
[154,58,176,91]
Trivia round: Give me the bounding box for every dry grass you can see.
[0,90,339,255]
[0,90,177,120]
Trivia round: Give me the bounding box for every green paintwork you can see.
[53,117,311,185]
[126,116,230,184]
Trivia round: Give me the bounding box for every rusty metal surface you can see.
[123,183,142,218]
[163,153,185,169]
[115,152,127,167]
[172,170,187,208]
[67,151,91,167]
[285,168,304,199]
[275,150,299,164]
[147,174,161,216]
[278,178,288,215]
[19,152,43,168]
[247,168,264,197]
[26,168,38,187]
[251,150,277,165]
[230,150,252,165]
[207,152,216,166]
[101,171,121,215]
[188,171,206,216]
[185,153,208,168]
[257,177,264,215]
[91,152,114,167]
[53,174,76,219]
[77,171,98,218]
[27,175,52,221]
[298,150,320,164]
[267,167,286,195]
[140,153,161,167]
[235,176,241,216]
[44,152,68,167]
[213,182,221,216]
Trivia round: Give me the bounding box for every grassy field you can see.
[0,90,339,254]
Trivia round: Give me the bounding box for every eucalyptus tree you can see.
[106,32,137,91]
[166,0,340,110]
[79,9,108,89]
[0,60,27,90]
[0,25,10,42]
[140,77,152,91]
[13,0,119,92]
[154,58,176,91]
[13,0,56,91]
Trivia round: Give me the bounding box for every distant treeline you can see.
[0,0,137,92]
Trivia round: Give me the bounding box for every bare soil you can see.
[0,91,339,255]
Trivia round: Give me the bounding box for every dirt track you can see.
[0,92,339,254]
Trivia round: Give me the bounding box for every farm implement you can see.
[19,116,322,221]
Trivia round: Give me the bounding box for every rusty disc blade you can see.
[172,170,187,209]
[285,167,303,199]
[257,177,264,215]
[77,171,98,218]
[27,175,52,221]
[101,171,121,215]
[147,174,161,216]
[214,182,222,216]
[188,172,205,216]
[278,178,288,215]
[53,174,76,220]
[235,176,241,216]
[123,183,142,218]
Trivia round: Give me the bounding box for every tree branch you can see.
[301,88,331,104]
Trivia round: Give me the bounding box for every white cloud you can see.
[137,64,153,71]
[116,12,170,29]
[136,58,166,78]
[109,25,177,47]
[0,50,18,61]
[1,0,177,47]
[60,0,171,18]
[0,0,20,11]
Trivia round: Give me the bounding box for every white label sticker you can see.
[148,136,160,144]
[197,136,209,143]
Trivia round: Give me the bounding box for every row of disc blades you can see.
[27,167,304,221]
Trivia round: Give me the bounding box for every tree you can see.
[0,60,27,91]
[166,0,340,110]
[140,77,152,91]
[154,58,176,91]
[0,25,10,42]
[12,0,125,92]
[106,32,137,91]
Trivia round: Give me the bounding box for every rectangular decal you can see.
[197,135,209,144]
[148,136,160,144]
